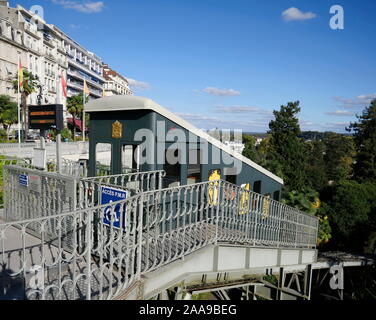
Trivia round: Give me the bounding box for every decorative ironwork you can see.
[1,168,319,300]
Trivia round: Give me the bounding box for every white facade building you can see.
[0,1,134,128]
[0,3,68,115]
[103,64,133,96]
[62,32,105,99]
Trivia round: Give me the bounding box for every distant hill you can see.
[242,131,352,141]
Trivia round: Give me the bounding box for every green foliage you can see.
[282,188,320,215]
[242,135,258,161]
[67,93,85,118]
[268,101,308,191]
[67,93,88,138]
[12,69,39,97]
[306,140,328,191]
[316,203,332,245]
[323,132,355,183]
[0,95,18,139]
[322,181,376,251]
[348,99,376,182]
[282,188,332,246]
[12,70,39,139]
[0,129,7,142]
[61,128,72,141]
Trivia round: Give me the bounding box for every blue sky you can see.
[11,0,376,132]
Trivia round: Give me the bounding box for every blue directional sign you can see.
[19,174,29,188]
[100,186,128,229]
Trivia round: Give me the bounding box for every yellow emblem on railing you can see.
[262,195,271,219]
[239,183,250,215]
[208,170,221,205]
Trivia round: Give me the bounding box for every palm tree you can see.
[67,93,85,139]
[0,95,18,141]
[12,69,39,140]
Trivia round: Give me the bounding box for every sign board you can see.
[100,186,128,229]
[29,104,64,131]
[32,148,47,170]
[29,175,42,194]
[19,174,29,188]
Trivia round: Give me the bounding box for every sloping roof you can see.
[85,95,284,185]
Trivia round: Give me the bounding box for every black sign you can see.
[29,104,64,131]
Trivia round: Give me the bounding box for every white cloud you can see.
[176,113,268,130]
[214,105,273,116]
[321,122,350,132]
[325,110,355,117]
[282,7,317,22]
[202,87,240,97]
[333,93,376,109]
[214,106,260,113]
[127,78,151,91]
[51,0,104,14]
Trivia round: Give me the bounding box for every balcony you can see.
[43,37,55,49]
[44,52,56,63]
[67,70,103,90]
[58,59,68,68]
[68,59,105,82]
[67,80,83,91]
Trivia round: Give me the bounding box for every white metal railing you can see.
[0,175,318,300]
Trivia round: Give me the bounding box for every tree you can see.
[0,95,18,140]
[268,101,308,191]
[67,93,85,138]
[242,135,258,162]
[322,132,355,183]
[324,180,376,251]
[282,187,332,246]
[12,70,39,139]
[306,140,327,191]
[347,99,376,182]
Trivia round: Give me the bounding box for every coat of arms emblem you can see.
[112,121,122,139]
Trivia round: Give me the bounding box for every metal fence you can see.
[0,178,318,300]
[3,165,78,223]
[77,170,166,210]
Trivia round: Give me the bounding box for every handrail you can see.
[0,170,318,300]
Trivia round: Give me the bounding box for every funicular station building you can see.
[0,96,321,301]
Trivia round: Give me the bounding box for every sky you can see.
[10,0,376,132]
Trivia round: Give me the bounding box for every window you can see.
[122,145,139,173]
[164,149,181,188]
[253,181,262,194]
[96,143,112,176]
[273,191,280,201]
[226,175,237,185]
[187,149,201,185]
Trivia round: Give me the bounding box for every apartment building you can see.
[0,2,133,125]
[103,63,133,96]
[0,2,68,114]
[62,32,105,99]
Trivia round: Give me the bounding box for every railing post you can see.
[295,211,299,248]
[277,203,282,248]
[137,194,144,279]
[215,180,221,244]
[86,209,92,300]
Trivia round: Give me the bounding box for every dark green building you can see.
[86,96,283,200]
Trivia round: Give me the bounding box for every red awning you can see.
[67,118,89,132]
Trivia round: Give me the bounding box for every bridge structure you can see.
[0,163,373,301]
